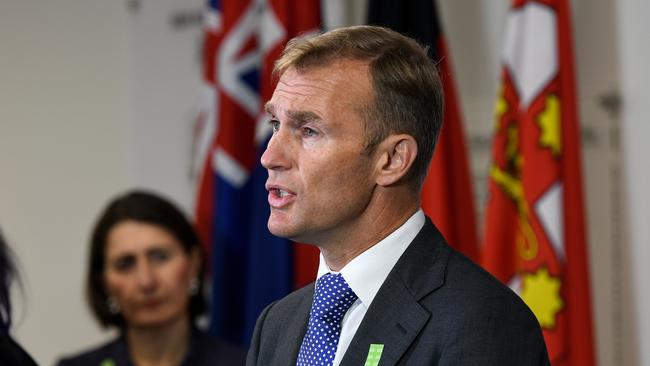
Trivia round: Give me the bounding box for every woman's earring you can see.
[188,278,199,296]
[107,296,121,314]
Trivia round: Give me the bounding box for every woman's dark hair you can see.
[0,229,18,333]
[87,190,206,328]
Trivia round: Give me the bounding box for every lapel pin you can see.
[100,359,116,366]
[364,343,384,366]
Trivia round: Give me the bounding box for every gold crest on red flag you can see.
[482,1,596,364]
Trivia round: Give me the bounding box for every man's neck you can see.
[319,198,420,271]
[126,315,191,366]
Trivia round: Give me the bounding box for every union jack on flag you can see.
[193,0,320,345]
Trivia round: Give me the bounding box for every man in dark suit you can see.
[247,25,550,366]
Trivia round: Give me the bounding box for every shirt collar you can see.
[316,209,425,309]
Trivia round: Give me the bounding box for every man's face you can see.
[261,60,378,246]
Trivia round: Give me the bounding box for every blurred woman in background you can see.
[56,190,244,366]
[0,229,38,366]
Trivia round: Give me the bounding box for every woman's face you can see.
[103,220,200,329]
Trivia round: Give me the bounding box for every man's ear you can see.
[375,134,418,187]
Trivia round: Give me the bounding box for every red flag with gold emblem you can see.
[481,0,596,364]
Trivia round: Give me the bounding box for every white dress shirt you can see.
[315,210,425,366]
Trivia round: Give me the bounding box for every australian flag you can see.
[193,0,321,346]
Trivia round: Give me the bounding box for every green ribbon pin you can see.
[364,343,384,366]
[99,358,115,366]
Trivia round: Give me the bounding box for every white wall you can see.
[126,0,204,214]
[0,0,201,364]
[618,1,650,365]
[0,0,648,365]
[0,0,131,364]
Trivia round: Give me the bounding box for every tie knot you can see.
[312,273,358,323]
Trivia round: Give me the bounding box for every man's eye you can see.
[302,127,317,137]
[269,119,280,132]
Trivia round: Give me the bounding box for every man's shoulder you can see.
[263,282,314,320]
[389,229,548,363]
[247,283,315,365]
[445,250,519,297]
[398,219,538,329]
[427,248,539,329]
[406,219,533,317]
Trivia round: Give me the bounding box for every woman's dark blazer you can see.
[56,329,245,366]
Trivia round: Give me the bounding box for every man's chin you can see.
[267,221,295,239]
[268,221,313,243]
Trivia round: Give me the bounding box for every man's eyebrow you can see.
[286,110,322,125]
[264,103,322,125]
[264,102,275,115]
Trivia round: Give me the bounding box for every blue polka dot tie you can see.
[296,273,358,366]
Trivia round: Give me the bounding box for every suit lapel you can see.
[339,219,450,366]
[274,285,313,366]
[338,278,430,366]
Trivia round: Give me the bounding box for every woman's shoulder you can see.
[55,337,126,366]
[189,330,246,365]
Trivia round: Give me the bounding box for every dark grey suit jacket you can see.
[247,218,550,365]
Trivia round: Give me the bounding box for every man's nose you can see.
[261,129,291,171]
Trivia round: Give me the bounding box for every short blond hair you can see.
[274,25,443,189]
